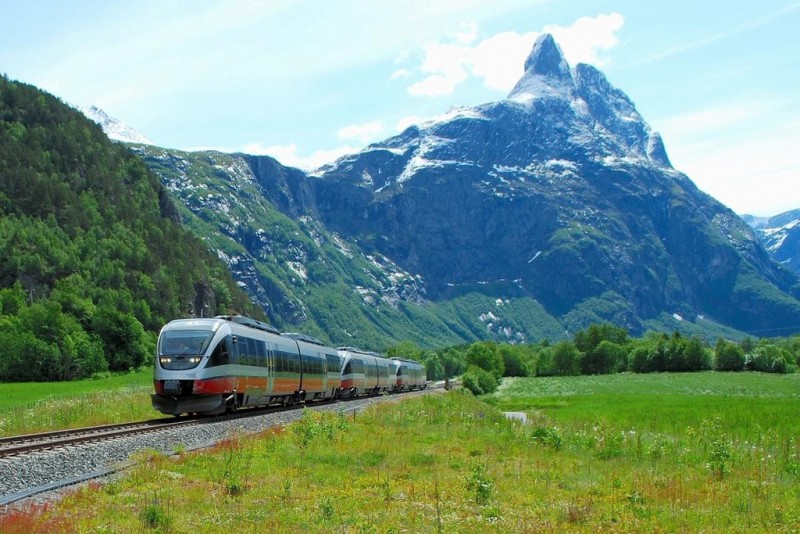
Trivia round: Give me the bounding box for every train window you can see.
[256,340,266,366]
[159,330,215,357]
[246,338,256,362]
[208,336,232,367]
[326,354,339,373]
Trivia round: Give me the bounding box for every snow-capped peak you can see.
[78,105,152,145]
[507,33,576,104]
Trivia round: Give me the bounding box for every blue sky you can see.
[2,0,798,216]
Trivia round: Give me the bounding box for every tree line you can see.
[388,323,800,396]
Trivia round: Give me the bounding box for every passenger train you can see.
[151,315,427,416]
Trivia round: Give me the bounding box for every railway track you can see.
[0,418,195,459]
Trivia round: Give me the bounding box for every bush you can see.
[747,344,791,374]
[552,341,581,376]
[535,346,556,376]
[499,345,531,377]
[581,340,624,374]
[715,339,745,371]
[461,365,499,396]
[465,342,504,379]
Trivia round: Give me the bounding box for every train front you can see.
[151,319,231,416]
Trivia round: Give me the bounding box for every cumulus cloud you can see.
[396,115,425,132]
[337,121,385,143]
[406,12,625,96]
[389,68,410,80]
[240,142,357,170]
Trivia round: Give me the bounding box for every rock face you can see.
[142,34,800,341]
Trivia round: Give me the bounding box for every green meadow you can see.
[5,371,799,533]
[0,369,154,436]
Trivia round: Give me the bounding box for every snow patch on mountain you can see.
[79,105,152,144]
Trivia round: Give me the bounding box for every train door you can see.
[266,342,275,398]
[319,351,328,396]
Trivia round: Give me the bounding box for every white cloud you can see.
[543,13,624,67]
[241,142,358,171]
[337,121,385,143]
[396,115,426,132]
[389,68,410,80]
[469,31,532,91]
[406,13,625,96]
[409,42,470,96]
[408,74,462,96]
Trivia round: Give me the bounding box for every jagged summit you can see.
[508,34,575,103]
[523,33,571,79]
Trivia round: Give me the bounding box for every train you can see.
[151,315,427,416]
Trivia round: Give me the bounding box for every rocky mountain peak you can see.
[523,33,571,79]
[508,34,574,103]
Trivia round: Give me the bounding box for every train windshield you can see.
[158,329,215,370]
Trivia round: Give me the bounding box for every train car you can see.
[152,315,340,416]
[338,347,394,398]
[391,358,427,392]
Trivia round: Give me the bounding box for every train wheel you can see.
[225,393,238,414]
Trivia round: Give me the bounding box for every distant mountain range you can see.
[82,34,800,346]
[742,210,800,274]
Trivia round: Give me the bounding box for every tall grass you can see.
[0,369,154,436]
[9,374,800,533]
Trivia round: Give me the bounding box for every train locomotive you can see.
[151,315,427,416]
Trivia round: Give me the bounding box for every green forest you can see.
[0,75,261,381]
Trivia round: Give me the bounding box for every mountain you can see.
[131,145,567,348]
[135,34,800,344]
[78,105,153,144]
[743,209,800,274]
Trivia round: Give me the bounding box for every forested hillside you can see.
[0,75,262,381]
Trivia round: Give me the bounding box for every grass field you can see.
[0,369,155,436]
[4,372,800,532]
[488,372,800,439]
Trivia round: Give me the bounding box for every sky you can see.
[2,0,799,216]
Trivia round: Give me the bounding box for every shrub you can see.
[461,365,499,395]
[552,341,581,376]
[581,340,624,374]
[535,346,556,376]
[715,339,745,371]
[747,344,791,374]
[465,341,504,379]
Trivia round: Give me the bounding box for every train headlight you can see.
[160,357,172,364]
[189,357,201,364]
